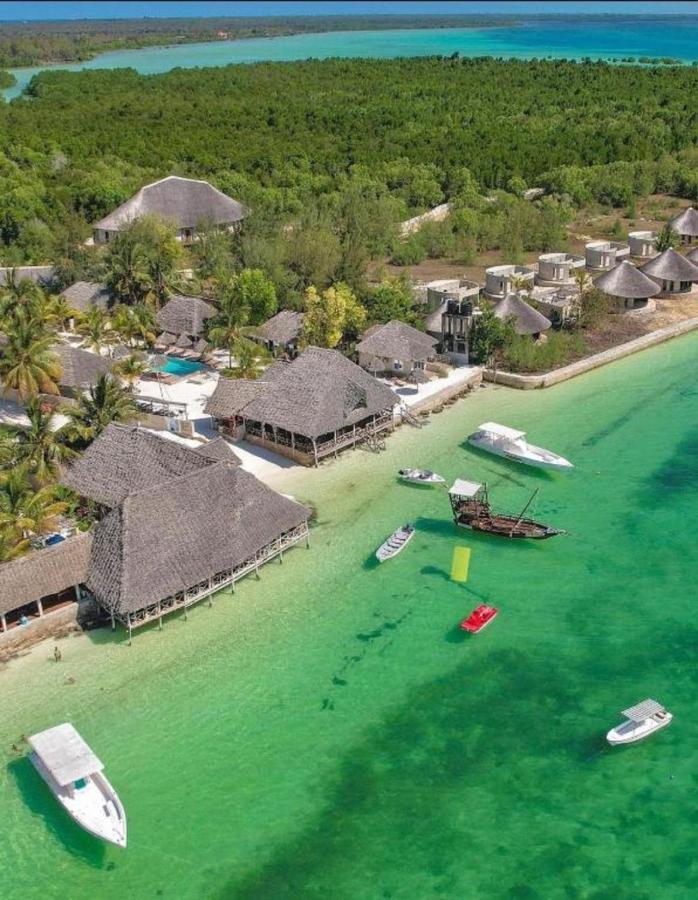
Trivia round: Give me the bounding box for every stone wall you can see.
[484,316,698,390]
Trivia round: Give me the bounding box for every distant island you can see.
[0,14,522,68]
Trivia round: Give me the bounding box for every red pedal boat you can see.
[460,604,499,634]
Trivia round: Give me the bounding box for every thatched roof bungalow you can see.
[0,532,92,631]
[60,281,112,315]
[252,310,305,357]
[61,425,309,631]
[594,261,660,310]
[205,347,397,466]
[93,176,247,244]
[493,294,552,337]
[669,207,698,245]
[356,320,437,376]
[156,294,215,339]
[55,344,113,397]
[640,248,698,296]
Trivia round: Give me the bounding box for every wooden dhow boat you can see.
[375,523,415,562]
[448,480,564,540]
[28,723,127,848]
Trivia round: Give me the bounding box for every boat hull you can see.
[468,436,573,472]
[460,606,499,633]
[453,519,563,540]
[606,714,672,745]
[30,753,127,847]
[376,526,415,562]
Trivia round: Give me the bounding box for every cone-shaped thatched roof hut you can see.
[685,247,698,266]
[156,294,215,338]
[641,248,698,282]
[493,294,552,335]
[594,261,660,299]
[670,206,698,238]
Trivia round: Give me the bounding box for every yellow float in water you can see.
[450,546,471,582]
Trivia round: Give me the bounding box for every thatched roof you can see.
[156,332,177,347]
[0,265,54,286]
[55,344,112,389]
[641,248,698,282]
[156,295,216,337]
[493,294,552,335]
[195,437,242,465]
[670,206,698,237]
[193,337,210,354]
[686,247,698,265]
[356,320,437,362]
[0,532,92,616]
[175,333,193,349]
[62,424,211,508]
[207,347,397,439]
[60,281,111,313]
[94,176,247,232]
[594,261,660,299]
[253,310,305,346]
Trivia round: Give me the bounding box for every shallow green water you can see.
[2,334,698,899]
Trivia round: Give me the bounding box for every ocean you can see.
[4,16,698,99]
[2,330,697,898]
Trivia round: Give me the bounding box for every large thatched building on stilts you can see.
[58,425,310,636]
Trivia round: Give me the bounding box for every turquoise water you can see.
[157,358,205,376]
[5,17,698,99]
[1,332,697,898]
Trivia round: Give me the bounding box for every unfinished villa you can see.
[205,346,398,466]
[46,424,310,634]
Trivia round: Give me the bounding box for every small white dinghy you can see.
[468,422,574,472]
[606,699,672,746]
[398,468,446,486]
[28,723,127,848]
[376,523,415,562]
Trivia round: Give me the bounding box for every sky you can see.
[0,1,697,22]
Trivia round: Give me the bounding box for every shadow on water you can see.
[444,623,467,644]
[642,429,698,503]
[8,757,107,869]
[460,442,555,485]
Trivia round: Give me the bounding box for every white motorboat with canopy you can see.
[398,468,445,486]
[28,723,127,847]
[375,523,415,562]
[468,422,574,471]
[606,699,672,746]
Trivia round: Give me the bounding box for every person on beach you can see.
[54,646,62,662]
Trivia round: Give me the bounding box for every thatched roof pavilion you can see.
[93,176,247,243]
[205,347,397,466]
[55,344,112,395]
[0,532,92,628]
[156,295,216,338]
[252,310,305,356]
[356,320,437,374]
[594,260,660,310]
[60,281,112,313]
[61,425,309,631]
[493,294,552,336]
[670,206,698,242]
[641,248,698,294]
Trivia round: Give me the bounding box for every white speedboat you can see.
[467,422,574,471]
[28,723,127,848]
[398,468,446,486]
[376,523,415,562]
[606,699,672,746]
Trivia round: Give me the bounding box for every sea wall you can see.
[406,368,483,415]
[0,597,102,662]
[484,316,698,390]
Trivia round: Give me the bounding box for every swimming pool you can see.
[155,358,205,376]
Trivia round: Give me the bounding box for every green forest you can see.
[0,55,697,272]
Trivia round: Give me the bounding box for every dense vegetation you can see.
[0,15,517,67]
[0,56,697,268]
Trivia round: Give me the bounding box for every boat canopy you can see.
[477,422,526,440]
[449,479,483,497]
[622,699,665,722]
[28,723,104,786]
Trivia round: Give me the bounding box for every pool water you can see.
[156,358,205,376]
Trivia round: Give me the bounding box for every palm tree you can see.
[77,306,116,353]
[112,303,156,348]
[0,319,61,400]
[207,275,252,368]
[60,374,136,449]
[0,466,67,541]
[0,526,31,563]
[105,233,151,305]
[0,270,45,324]
[3,398,75,481]
[114,353,147,390]
[229,338,271,379]
[45,293,77,333]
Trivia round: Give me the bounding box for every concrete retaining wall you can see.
[407,369,483,415]
[484,316,698,390]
